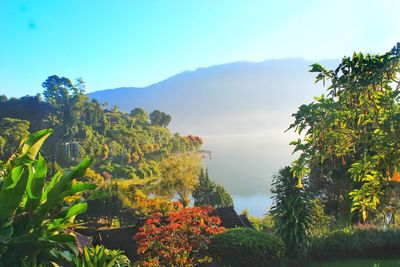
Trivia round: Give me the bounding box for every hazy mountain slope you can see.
[89,58,338,199]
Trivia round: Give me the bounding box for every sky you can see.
[1,0,400,97]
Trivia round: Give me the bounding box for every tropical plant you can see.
[73,245,130,267]
[209,228,284,267]
[0,129,96,266]
[133,206,225,267]
[270,166,313,260]
[289,43,400,221]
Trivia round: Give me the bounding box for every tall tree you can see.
[214,184,234,208]
[192,169,234,208]
[150,110,171,127]
[42,75,75,108]
[289,43,400,221]
[193,169,216,206]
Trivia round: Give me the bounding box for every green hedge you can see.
[309,228,400,259]
[209,228,285,267]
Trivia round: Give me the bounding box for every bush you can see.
[309,228,400,259]
[209,228,285,267]
[133,206,225,267]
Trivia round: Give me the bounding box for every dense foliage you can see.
[133,206,225,266]
[209,228,285,267]
[309,227,400,260]
[155,154,202,207]
[0,75,208,224]
[0,129,96,266]
[270,166,313,259]
[0,75,202,182]
[289,44,400,222]
[192,169,234,208]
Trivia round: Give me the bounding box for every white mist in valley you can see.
[90,58,336,216]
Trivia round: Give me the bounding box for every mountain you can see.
[88,58,338,213]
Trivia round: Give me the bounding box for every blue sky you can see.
[1,0,399,97]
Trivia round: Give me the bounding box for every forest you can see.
[1,44,400,267]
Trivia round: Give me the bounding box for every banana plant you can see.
[0,129,97,266]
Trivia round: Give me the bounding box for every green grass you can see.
[309,258,400,267]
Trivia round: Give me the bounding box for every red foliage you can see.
[133,206,225,266]
[185,135,204,145]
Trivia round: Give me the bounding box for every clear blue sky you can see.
[1,0,399,97]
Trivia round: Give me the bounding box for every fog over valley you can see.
[89,58,338,215]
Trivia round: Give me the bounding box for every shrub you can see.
[133,206,225,267]
[209,228,285,267]
[309,228,400,259]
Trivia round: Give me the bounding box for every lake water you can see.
[202,132,297,216]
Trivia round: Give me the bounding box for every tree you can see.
[192,169,234,208]
[214,184,234,208]
[0,117,30,160]
[130,108,149,123]
[193,169,215,206]
[308,159,353,217]
[289,43,400,222]
[156,154,202,207]
[270,166,313,260]
[42,75,75,108]
[150,110,172,127]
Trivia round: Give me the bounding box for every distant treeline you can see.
[0,75,203,180]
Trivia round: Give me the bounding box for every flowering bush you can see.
[133,206,225,266]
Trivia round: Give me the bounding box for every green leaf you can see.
[70,182,97,194]
[0,166,30,223]
[20,129,53,161]
[65,202,87,219]
[25,154,47,211]
[49,234,75,243]
[34,158,92,226]
[309,63,323,73]
[87,189,108,200]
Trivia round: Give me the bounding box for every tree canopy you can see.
[289,43,400,221]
